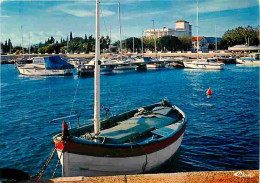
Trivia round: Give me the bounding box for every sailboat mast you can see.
[109,27,112,53]
[118,1,122,61]
[196,0,199,60]
[94,0,101,138]
[133,37,134,53]
[215,24,217,52]
[29,32,31,56]
[152,20,157,53]
[21,26,24,57]
[141,31,144,56]
[67,37,69,54]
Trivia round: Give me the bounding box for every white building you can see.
[192,36,209,52]
[145,20,192,38]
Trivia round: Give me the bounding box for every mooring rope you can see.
[51,149,63,179]
[32,141,62,181]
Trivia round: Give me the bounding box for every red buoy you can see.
[206,87,212,95]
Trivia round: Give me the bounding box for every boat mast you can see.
[67,36,69,54]
[118,1,122,61]
[196,0,199,60]
[141,31,144,56]
[21,26,24,58]
[152,20,157,53]
[94,0,101,138]
[109,27,112,53]
[133,37,134,53]
[29,32,31,56]
[215,24,217,53]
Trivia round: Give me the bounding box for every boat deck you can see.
[97,106,180,144]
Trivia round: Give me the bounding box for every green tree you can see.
[143,38,155,51]
[219,26,259,49]
[122,37,141,52]
[178,36,192,51]
[70,32,73,41]
[157,35,182,52]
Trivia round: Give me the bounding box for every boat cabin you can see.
[32,57,45,64]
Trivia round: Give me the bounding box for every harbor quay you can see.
[51,170,259,183]
[0,52,245,62]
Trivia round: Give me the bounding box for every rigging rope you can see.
[68,78,80,125]
[100,3,109,37]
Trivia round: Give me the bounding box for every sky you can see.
[0,0,259,46]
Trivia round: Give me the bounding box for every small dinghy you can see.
[53,0,186,177]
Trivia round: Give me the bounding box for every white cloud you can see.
[65,9,94,17]
[0,15,10,18]
[49,1,116,18]
[121,10,167,20]
[185,0,258,14]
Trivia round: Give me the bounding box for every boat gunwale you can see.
[53,102,187,153]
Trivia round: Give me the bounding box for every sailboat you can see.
[183,0,225,70]
[113,2,137,71]
[53,0,187,177]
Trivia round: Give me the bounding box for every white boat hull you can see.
[236,59,260,66]
[147,63,160,69]
[114,65,136,70]
[57,133,184,177]
[183,62,225,70]
[18,67,73,76]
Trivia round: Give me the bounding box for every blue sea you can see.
[0,64,259,178]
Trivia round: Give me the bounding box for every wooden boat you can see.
[53,0,186,177]
[54,100,186,177]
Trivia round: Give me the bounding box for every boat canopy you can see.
[44,56,74,69]
[143,57,152,62]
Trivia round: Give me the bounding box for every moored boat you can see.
[17,56,74,76]
[78,64,94,77]
[53,99,187,177]
[53,0,187,177]
[184,0,225,71]
[236,53,260,66]
[183,59,225,70]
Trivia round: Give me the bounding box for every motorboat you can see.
[236,53,260,66]
[17,56,74,76]
[183,59,225,70]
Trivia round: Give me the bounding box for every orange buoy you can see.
[206,87,212,95]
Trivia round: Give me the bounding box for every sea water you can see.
[0,65,259,178]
